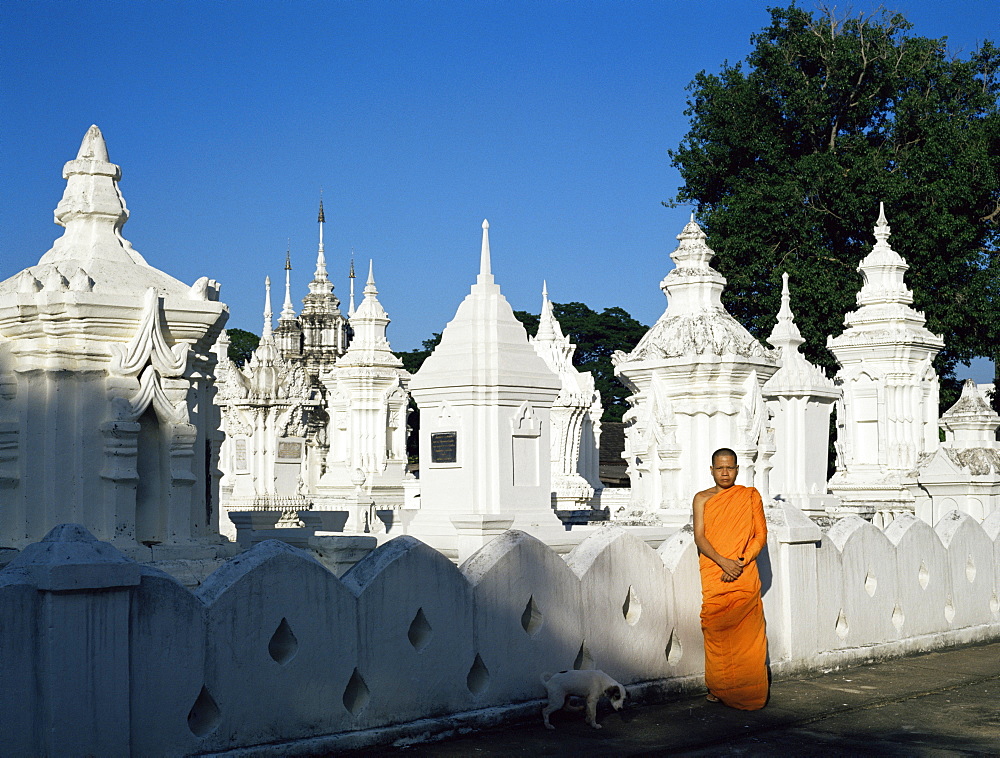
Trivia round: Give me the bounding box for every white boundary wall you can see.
[2,504,1000,756]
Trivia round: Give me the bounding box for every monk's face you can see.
[710,454,738,489]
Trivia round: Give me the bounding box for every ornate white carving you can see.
[109,288,189,377]
[829,204,945,515]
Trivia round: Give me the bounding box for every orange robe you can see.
[699,485,768,710]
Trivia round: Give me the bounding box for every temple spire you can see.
[767,272,805,351]
[477,219,493,285]
[348,252,356,317]
[309,198,331,294]
[280,244,295,321]
[263,276,273,338]
[536,280,562,341]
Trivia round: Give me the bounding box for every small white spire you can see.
[78,124,111,162]
[263,276,273,338]
[536,280,560,341]
[478,219,493,285]
[874,201,891,246]
[348,253,356,317]
[365,259,377,295]
[280,245,295,320]
[767,272,804,350]
[315,199,328,280]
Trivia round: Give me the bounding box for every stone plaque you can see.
[431,432,458,464]
[277,440,302,460]
[234,439,248,471]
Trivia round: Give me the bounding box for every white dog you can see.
[540,669,627,730]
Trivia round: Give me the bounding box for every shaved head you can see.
[712,448,737,465]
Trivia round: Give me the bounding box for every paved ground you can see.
[345,640,1000,756]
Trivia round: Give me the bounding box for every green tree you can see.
[514,303,648,422]
[226,328,260,367]
[669,5,1000,408]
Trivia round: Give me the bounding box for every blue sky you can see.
[2,0,997,380]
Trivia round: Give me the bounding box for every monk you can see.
[692,447,768,710]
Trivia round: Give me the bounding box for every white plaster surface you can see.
[566,526,670,683]
[3,508,1000,755]
[460,530,583,707]
[342,535,473,728]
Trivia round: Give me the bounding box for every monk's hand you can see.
[718,556,743,581]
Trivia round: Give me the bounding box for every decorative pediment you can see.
[109,288,188,377]
[113,365,187,423]
[511,401,540,436]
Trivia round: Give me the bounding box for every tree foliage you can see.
[669,5,1000,405]
[226,328,260,367]
[513,303,648,422]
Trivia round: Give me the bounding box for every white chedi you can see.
[828,203,944,523]
[906,379,1000,524]
[0,125,228,560]
[407,221,563,560]
[762,273,840,516]
[613,217,777,524]
[529,282,603,511]
[316,260,410,520]
[216,277,317,538]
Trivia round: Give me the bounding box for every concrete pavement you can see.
[343,640,1000,756]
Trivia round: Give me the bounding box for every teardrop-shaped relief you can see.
[665,628,683,665]
[521,595,543,636]
[944,596,956,624]
[268,617,298,665]
[187,685,222,737]
[918,562,930,590]
[864,571,877,597]
[835,609,849,640]
[408,607,433,652]
[574,642,594,670]
[343,668,370,715]
[966,555,976,583]
[467,653,490,695]
[622,585,642,626]
[891,604,904,631]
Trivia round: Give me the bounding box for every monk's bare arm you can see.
[741,488,768,564]
[692,490,742,581]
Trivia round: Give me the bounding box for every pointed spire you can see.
[348,252,356,317]
[851,202,917,311]
[767,272,805,351]
[340,258,398,366]
[263,276,273,338]
[318,197,325,224]
[536,279,561,341]
[530,280,573,373]
[307,197,334,297]
[477,219,494,285]
[670,216,716,270]
[77,124,111,162]
[873,201,891,247]
[280,245,295,321]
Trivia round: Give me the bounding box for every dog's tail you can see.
[540,672,553,685]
